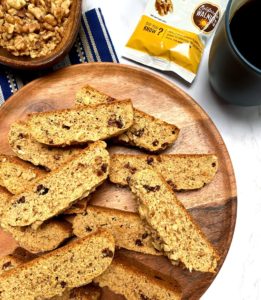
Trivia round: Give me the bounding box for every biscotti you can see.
[75,85,180,152]
[72,205,160,256]
[0,230,115,300]
[0,154,45,194]
[8,121,81,171]
[94,256,181,300]
[27,100,134,146]
[110,153,218,190]
[1,141,109,228]
[5,220,72,254]
[129,169,220,273]
[0,254,101,300]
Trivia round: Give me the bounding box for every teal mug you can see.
[208,0,261,106]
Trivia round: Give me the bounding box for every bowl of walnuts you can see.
[0,0,82,70]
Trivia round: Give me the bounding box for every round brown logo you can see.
[193,3,220,33]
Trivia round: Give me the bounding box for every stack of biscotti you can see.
[0,230,113,299]
[75,85,180,152]
[0,83,222,299]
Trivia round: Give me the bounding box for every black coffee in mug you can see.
[230,0,261,69]
[208,0,261,106]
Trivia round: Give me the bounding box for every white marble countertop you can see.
[86,1,261,299]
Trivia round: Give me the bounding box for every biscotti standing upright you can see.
[129,169,220,273]
[0,154,46,194]
[8,121,81,171]
[110,153,218,190]
[72,205,160,256]
[94,256,181,300]
[0,230,114,300]
[75,85,180,152]
[27,100,134,146]
[1,141,110,228]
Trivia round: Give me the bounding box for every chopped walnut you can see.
[0,0,72,58]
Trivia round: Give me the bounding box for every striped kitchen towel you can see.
[0,8,118,105]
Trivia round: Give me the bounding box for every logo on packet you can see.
[192,3,220,33]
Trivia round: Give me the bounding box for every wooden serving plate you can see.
[0,0,81,70]
[0,63,237,299]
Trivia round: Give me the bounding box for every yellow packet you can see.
[124,0,228,82]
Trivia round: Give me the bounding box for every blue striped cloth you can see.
[0,8,118,105]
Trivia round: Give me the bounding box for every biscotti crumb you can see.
[110,153,218,190]
[129,169,220,273]
[1,141,109,228]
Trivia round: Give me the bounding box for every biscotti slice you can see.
[110,153,218,190]
[0,253,101,300]
[75,85,179,152]
[8,121,82,171]
[94,256,181,300]
[129,169,220,273]
[72,205,160,256]
[1,141,109,228]
[0,154,46,194]
[4,220,72,254]
[0,230,114,300]
[27,100,134,146]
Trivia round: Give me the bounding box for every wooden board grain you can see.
[0,63,237,299]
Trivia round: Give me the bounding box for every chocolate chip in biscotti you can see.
[152,140,159,147]
[101,164,108,173]
[143,184,160,192]
[36,185,49,195]
[62,124,71,130]
[132,128,145,137]
[135,239,143,247]
[15,196,26,204]
[108,115,124,129]
[2,262,12,270]
[146,157,154,165]
[124,162,137,174]
[102,248,114,258]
